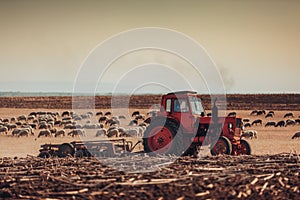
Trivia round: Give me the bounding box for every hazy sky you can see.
[0,0,299,93]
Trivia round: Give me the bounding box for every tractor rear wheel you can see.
[57,143,75,157]
[143,119,183,155]
[239,139,251,155]
[211,136,232,155]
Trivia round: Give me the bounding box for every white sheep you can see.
[38,129,51,138]
[106,128,119,138]
[241,130,257,139]
[55,130,66,137]
[96,128,107,137]
[12,127,33,136]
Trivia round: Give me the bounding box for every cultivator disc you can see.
[57,143,75,157]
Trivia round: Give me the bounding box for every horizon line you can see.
[0,91,299,97]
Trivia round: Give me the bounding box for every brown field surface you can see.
[0,104,299,199]
[0,108,299,157]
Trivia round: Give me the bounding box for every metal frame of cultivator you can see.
[38,139,142,158]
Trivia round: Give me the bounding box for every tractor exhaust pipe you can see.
[212,98,218,123]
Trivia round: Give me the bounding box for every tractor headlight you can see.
[228,123,233,129]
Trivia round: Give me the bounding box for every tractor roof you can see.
[166,91,197,95]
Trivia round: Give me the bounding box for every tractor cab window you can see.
[189,96,205,115]
[174,99,189,113]
[165,99,171,112]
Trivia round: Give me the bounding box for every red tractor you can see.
[143,91,251,156]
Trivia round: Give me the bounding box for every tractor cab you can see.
[158,91,205,133]
[160,91,205,116]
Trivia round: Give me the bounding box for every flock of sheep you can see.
[240,110,300,140]
[0,110,152,139]
[245,110,300,127]
[1,109,299,141]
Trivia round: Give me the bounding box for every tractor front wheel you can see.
[239,139,251,155]
[211,136,232,155]
[143,119,183,155]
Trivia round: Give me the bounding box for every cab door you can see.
[171,98,195,133]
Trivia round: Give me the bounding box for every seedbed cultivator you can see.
[38,139,142,158]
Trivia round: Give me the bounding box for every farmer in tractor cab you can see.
[174,99,189,112]
[174,99,181,112]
